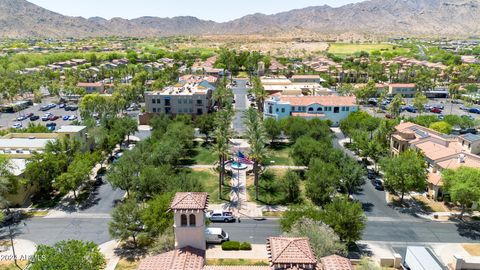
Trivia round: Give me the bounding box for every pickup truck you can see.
[206,210,236,223]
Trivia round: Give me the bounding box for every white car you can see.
[205,227,229,244]
[12,123,22,129]
[68,115,77,121]
[206,210,236,223]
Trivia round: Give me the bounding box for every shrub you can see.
[239,242,252,250]
[221,241,240,251]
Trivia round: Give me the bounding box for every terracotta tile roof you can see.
[278,96,356,107]
[77,82,103,87]
[319,255,353,270]
[267,237,317,268]
[414,141,461,161]
[436,154,480,170]
[427,172,443,186]
[170,192,209,211]
[137,246,205,270]
[389,83,416,88]
[291,75,321,79]
[203,266,270,270]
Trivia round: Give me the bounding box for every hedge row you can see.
[221,241,252,251]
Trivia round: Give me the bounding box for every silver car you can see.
[206,211,235,223]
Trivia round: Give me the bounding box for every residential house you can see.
[137,192,354,270]
[388,83,417,98]
[290,75,324,84]
[391,122,480,200]
[261,76,333,96]
[264,95,358,126]
[77,82,105,93]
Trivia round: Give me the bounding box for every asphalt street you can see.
[8,166,126,246]
[217,218,281,244]
[232,78,249,135]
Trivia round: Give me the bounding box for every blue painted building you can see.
[264,95,358,126]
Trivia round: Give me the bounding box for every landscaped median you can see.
[206,243,268,261]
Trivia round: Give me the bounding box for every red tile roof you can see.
[77,82,103,87]
[203,267,270,270]
[170,192,209,211]
[278,96,356,107]
[320,255,353,270]
[137,246,205,270]
[389,83,416,88]
[267,237,317,268]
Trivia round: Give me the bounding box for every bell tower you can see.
[170,192,208,251]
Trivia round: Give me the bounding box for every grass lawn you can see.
[328,43,395,56]
[115,259,140,270]
[188,168,231,204]
[182,142,217,165]
[0,261,29,270]
[265,143,294,166]
[206,259,269,266]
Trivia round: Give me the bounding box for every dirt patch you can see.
[463,244,480,256]
[412,195,450,213]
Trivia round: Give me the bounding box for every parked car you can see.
[405,106,417,113]
[469,108,480,114]
[206,211,236,223]
[29,115,39,121]
[16,115,27,121]
[93,175,103,187]
[46,122,57,127]
[437,114,444,120]
[68,115,77,121]
[385,113,395,119]
[47,125,55,131]
[372,180,384,191]
[41,113,52,121]
[430,107,442,114]
[63,115,70,121]
[39,105,50,111]
[205,228,229,244]
[367,169,376,180]
[12,123,22,129]
[59,103,65,108]
[48,115,59,121]
[432,104,444,110]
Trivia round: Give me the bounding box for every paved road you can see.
[217,218,281,244]
[7,167,126,246]
[330,128,480,246]
[232,79,249,135]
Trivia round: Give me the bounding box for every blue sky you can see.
[28,0,363,22]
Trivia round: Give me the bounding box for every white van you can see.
[205,227,229,244]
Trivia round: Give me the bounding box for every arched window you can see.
[189,214,196,227]
[180,214,187,227]
[308,107,314,112]
[317,107,323,111]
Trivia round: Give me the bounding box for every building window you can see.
[346,107,350,112]
[317,107,322,111]
[308,107,314,112]
[197,100,203,106]
[165,98,171,106]
[152,108,157,113]
[334,107,340,113]
[157,99,161,104]
[181,214,187,227]
[152,99,156,104]
[189,214,196,227]
[276,108,279,112]
[178,99,182,104]
[197,108,203,115]
[281,108,285,113]
[291,106,295,111]
[269,106,273,114]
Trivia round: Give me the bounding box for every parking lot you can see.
[0,97,81,131]
[362,98,480,120]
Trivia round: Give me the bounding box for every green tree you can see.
[388,94,403,118]
[263,117,281,144]
[30,240,105,270]
[212,79,233,110]
[107,150,142,198]
[443,167,480,219]
[0,156,14,208]
[109,199,144,247]
[290,136,330,166]
[358,257,382,270]
[141,193,174,236]
[429,121,452,134]
[340,157,366,195]
[413,92,428,114]
[380,150,427,203]
[279,170,301,204]
[195,113,216,143]
[321,197,366,244]
[280,204,323,232]
[213,110,233,199]
[249,76,268,112]
[306,159,340,205]
[244,108,268,200]
[284,218,346,259]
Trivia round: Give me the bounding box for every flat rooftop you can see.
[56,125,87,133]
[0,138,56,149]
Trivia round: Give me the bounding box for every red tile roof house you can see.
[391,122,480,200]
[77,82,105,94]
[137,192,353,270]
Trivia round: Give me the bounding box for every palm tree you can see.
[212,79,233,110]
[243,108,268,201]
[249,77,268,112]
[213,110,233,199]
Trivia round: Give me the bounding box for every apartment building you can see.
[144,80,214,116]
[264,95,358,126]
[388,83,417,98]
[391,122,480,200]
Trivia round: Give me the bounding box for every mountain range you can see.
[0,0,479,38]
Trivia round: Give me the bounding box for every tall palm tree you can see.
[243,108,268,201]
[212,79,233,110]
[249,77,268,112]
[213,110,233,200]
